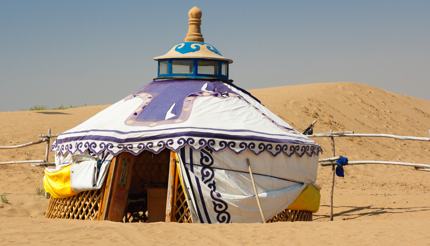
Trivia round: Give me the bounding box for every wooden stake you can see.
[44,128,51,163]
[165,151,177,222]
[246,158,266,223]
[329,136,336,221]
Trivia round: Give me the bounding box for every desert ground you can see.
[0,82,429,245]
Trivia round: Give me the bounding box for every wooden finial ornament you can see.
[184,6,204,42]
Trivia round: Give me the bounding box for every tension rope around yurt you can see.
[44,6,321,223]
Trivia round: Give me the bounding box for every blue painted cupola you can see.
[154,6,232,82]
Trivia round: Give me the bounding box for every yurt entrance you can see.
[102,150,171,223]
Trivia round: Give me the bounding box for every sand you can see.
[0,82,429,245]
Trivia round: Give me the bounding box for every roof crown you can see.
[154,7,232,63]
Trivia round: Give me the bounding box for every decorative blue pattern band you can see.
[174,42,223,56]
[53,136,322,158]
[206,44,222,55]
[175,42,201,54]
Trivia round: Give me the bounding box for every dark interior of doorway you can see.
[124,149,170,222]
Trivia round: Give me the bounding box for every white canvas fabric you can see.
[178,146,318,223]
[49,152,112,192]
[54,153,73,167]
[70,159,98,191]
[53,81,319,157]
[50,80,320,214]
[69,154,111,192]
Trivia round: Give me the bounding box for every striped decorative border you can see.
[53,135,321,157]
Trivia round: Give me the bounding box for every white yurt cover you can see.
[52,80,321,222]
[54,80,319,157]
[178,146,318,223]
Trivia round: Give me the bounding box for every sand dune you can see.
[0,82,429,245]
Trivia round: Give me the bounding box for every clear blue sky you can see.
[1,0,429,110]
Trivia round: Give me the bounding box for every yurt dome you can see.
[44,6,321,224]
[154,7,232,81]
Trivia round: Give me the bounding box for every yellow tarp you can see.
[287,184,320,212]
[43,165,76,198]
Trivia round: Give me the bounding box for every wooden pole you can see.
[0,139,45,149]
[329,136,336,221]
[320,159,430,169]
[44,128,51,163]
[32,162,55,167]
[416,167,430,172]
[0,160,47,165]
[165,151,177,222]
[311,131,430,142]
[246,158,266,223]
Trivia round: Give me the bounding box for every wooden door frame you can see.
[165,151,177,222]
[98,153,135,221]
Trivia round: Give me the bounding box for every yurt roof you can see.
[54,80,320,157]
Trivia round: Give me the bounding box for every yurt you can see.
[44,6,321,223]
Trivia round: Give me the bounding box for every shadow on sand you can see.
[313,204,430,221]
[36,111,70,115]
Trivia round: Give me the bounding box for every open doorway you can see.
[124,149,170,222]
[102,149,171,222]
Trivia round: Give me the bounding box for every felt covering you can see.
[53,80,320,158]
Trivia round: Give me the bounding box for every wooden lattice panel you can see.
[267,209,312,222]
[45,189,103,220]
[172,166,192,223]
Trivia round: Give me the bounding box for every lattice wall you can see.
[44,162,311,223]
[45,189,103,220]
[267,208,312,222]
[172,165,192,223]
